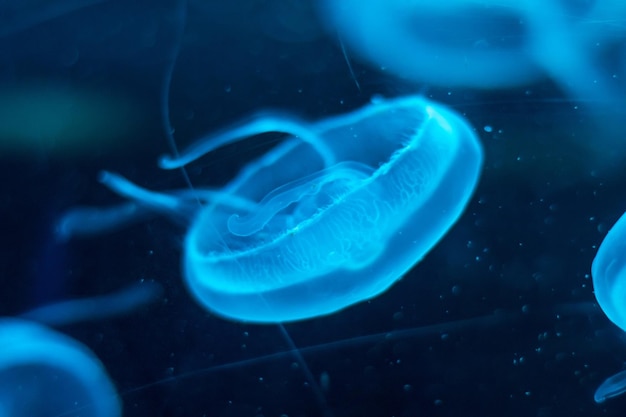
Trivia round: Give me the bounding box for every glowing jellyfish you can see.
[595,369,626,404]
[58,95,483,323]
[592,211,626,403]
[592,211,626,333]
[0,319,120,417]
[318,0,624,101]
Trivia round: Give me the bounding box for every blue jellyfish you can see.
[58,95,483,322]
[0,281,160,414]
[592,211,626,333]
[0,319,120,417]
[592,211,626,403]
[595,369,626,404]
[318,0,623,102]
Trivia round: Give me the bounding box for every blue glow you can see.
[0,319,120,417]
[592,211,626,332]
[227,161,373,237]
[595,369,626,403]
[58,95,483,323]
[318,0,624,101]
[19,281,163,327]
[592,212,626,403]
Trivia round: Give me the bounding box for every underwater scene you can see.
[1,0,626,416]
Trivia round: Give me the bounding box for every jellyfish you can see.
[595,369,626,403]
[592,211,626,403]
[592,211,626,333]
[0,318,120,417]
[0,282,160,414]
[58,95,483,323]
[318,0,625,102]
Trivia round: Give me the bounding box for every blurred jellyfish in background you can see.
[0,280,161,414]
[318,0,626,100]
[0,319,120,417]
[317,0,626,171]
[592,211,626,335]
[592,211,626,403]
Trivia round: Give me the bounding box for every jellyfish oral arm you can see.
[55,202,149,241]
[158,113,336,170]
[19,281,163,327]
[227,161,373,237]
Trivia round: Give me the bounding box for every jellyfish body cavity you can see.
[58,96,483,323]
[227,161,374,237]
[0,319,120,417]
[592,211,626,332]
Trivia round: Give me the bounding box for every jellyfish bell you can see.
[318,0,540,89]
[592,211,626,333]
[317,0,625,103]
[0,319,120,417]
[592,211,626,403]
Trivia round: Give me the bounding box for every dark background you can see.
[1,0,626,416]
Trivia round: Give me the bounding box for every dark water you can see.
[1,0,626,416]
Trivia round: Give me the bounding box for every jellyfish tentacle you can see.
[55,202,150,241]
[99,171,257,216]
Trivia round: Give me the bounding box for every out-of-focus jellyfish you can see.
[58,95,483,323]
[0,282,160,414]
[318,0,625,101]
[592,211,626,333]
[0,281,160,414]
[592,211,626,403]
[0,318,120,417]
[595,369,626,403]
